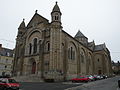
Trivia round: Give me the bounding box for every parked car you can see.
[71,76,90,83]
[102,75,108,79]
[95,75,103,80]
[0,78,20,90]
[86,75,95,81]
[93,75,98,80]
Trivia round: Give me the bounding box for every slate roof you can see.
[88,41,94,47]
[0,48,13,57]
[52,2,61,13]
[94,44,105,51]
[88,41,95,50]
[75,30,87,38]
[112,62,120,66]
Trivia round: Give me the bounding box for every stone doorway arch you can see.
[28,58,36,74]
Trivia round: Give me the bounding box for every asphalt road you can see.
[20,76,120,90]
[20,82,82,90]
[66,76,120,90]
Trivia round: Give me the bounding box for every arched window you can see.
[29,43,32,54]
[68,48,70,59]
[47,42,50,51]
[98,59,100,62]
[80,49,85,63]
[70,47,73,59]
[88,56,90,65]
[55,14,59,20]
[88,53,92,65]
[46,42,50,52]
[80,52,84,63]
[33,38,37,54]
[55,16,57,20]
[68,47,75,60]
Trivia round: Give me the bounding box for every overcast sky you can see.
[0,0,120,62]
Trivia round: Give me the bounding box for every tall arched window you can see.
[80,49,85,63]
[68,48,70,59]
[68,47,75,60]
[33,38,37,54]
[70,47,73,59]
[29,43,32,54]
[80,52,84,63]
[45,42,50,52]
[47,43,50,51]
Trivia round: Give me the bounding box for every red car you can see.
[71,76,90,83]
[0,78,20,90]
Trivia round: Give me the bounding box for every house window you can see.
[33,38,37,54]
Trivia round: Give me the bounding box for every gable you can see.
[27,13,49,28]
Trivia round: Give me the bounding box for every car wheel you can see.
[6,88,11,90]
[72,80,75,83]
[85,81,88,83]
[3,87,7,90]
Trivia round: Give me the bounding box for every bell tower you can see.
[49,2,63,80]
[51,2,62,25]
[14,19,26,76]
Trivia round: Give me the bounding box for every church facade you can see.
[13,2,112,81]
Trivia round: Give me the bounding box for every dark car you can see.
[0,78,20,90]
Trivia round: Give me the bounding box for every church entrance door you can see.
[32,62,36,74]
[98,70,102,75]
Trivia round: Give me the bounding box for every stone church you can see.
[13,2,112,81]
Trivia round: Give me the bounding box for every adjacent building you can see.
[112,61,120,74]
[13,2,113,81]
[0,44,14,76]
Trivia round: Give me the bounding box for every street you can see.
[20,76,120,90]
[66,76,120,90]
[20,82,82,90]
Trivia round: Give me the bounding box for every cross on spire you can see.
[35,10,38,13]
[56,1,58,4]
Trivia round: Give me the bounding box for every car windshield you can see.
[8,79,17,83]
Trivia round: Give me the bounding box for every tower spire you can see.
[51,2,62,24]
[18,19,26,29]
